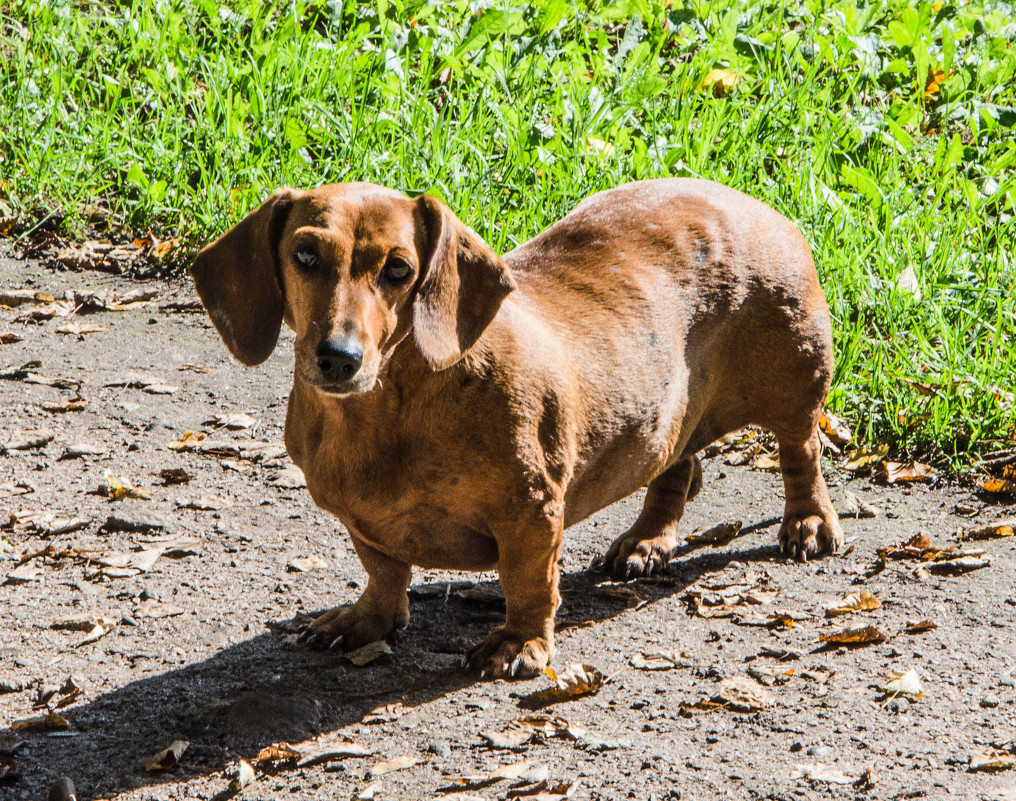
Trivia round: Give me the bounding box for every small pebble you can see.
[806,745,832,758]
[425,740,451,758]
[980,696,1000,708]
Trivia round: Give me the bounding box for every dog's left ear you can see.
[413,195,516,370]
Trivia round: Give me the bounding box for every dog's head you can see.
[192,184,515,394]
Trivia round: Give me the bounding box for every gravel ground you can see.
[1,254,1015,801]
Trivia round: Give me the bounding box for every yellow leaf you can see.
[700,68,740,97]
[823,590,881,618]
[819,411,852,446]
[168,430,207,451]
[843,443,889,471]
[959,519,1015,540]
[881,459,935,484]
[252,742,301,768]
[819,625,887,646]
[980,477,1016,495]
[520,664,606,710]
[924,67,946,100]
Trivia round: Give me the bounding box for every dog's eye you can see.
[293,247,319,271]
[384,257,414,283]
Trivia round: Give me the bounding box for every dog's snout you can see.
[316,337,363,381]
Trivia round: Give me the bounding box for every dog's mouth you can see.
[296,363,381,397]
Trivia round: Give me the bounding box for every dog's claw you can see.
[328,635,344,650]
[510,656,524,677]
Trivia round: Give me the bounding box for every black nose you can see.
[316,338,363,381]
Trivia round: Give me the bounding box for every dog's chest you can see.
[288,409,501,570]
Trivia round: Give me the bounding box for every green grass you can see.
[1,0,1014,466]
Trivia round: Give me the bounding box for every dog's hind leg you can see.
[775,426,842,560]
[599,454,702,580]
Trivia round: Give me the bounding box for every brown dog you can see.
[192,178,843,678]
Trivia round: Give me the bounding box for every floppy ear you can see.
[191,188,299,366]
[413,195,516,370]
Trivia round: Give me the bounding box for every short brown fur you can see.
[192,179,843,678]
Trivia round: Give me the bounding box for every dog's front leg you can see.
[465,514,563,679]
[303,536,411,650]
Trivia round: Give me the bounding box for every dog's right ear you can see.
[192,188,300,366]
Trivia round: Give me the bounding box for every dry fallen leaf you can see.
[630,650,692,671]
[76,615,118,646]
[252,742,301,769]
[881,668,923,697]
[506,780,580,800]
[968,750,1016,773]
[843,443,889,472]
[480,714,584,749]
[904,619,938,634]
[823,590,881,618]
[292,733,370,767]
[877,533,950,561]
[346,640,393,666]
[368,754,419,777]
[819,411,853,447]
[229,759,255,791]
[158,468,193,485]
[204,412,257,430]
[440,759,546,792]
[520,664,606,710]
[685,521,743,546]
[792,763,863,785]
[104,471,153,500]
[353,782,381,800]
[595,585,647,609]
[10,510,89,537]
[144,740,190,772]
[753,453,781,472]
[167,431,207,452]
[927,554,991,575]
[960,519,1016,540]
[894,264,922,300]
[819,625,887,647]
[177,495,231,511]
[710,677,773,712]
[12,711,69,733]
[134,599,186,619]
[56,323,108,337]
[2,429,54,453]
[287,555,328,573]
[685,572,778,619]
[0,289,55,306]
[980,477,1016,495]
[40,397,88,413]
[881,459,935,484]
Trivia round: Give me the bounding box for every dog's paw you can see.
[464,626,552,680]
[300,604,406,651]
[779,512,843,561]
[600,532,677,581]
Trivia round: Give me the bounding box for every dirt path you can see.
[2,254,1015,801]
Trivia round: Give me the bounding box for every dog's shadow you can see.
[7,535,784,799]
